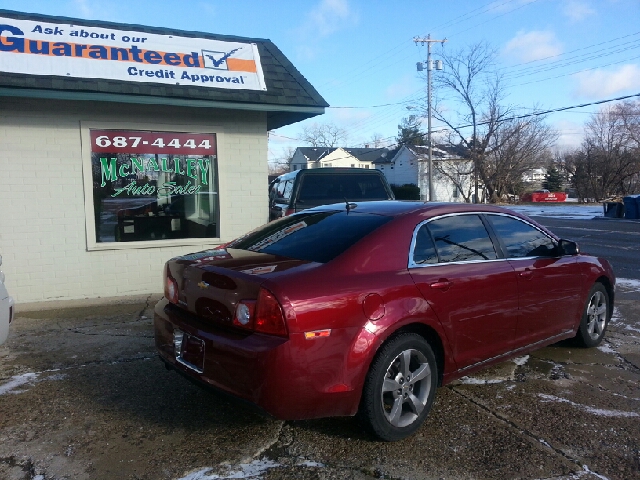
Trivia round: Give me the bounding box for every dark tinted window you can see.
[487,215,557,258]
[297,174,389,204]
[428,215,497,263]
[413,225,438,264]
[227,211,392,263]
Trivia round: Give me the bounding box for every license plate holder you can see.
[176,332,205,374]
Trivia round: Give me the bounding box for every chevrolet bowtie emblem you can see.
[197,281,210,289]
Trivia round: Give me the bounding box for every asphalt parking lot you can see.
[1,213,639,480]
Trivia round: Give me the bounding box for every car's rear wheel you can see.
[574,283,610,348]
[358,333,437,441]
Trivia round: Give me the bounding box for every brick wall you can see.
[0,98,268,303]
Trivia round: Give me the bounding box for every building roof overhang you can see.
[0,9,328,130]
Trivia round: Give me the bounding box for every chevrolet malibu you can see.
[154,201,615,441]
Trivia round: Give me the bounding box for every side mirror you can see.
[559,239,579,256]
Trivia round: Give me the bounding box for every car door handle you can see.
[430,280,453,290]
[519,269,533,279]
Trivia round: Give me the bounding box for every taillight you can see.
[233,300,256,330]
[234,288,288,337]
[164,265,179,305]
[284,208,295,216]
[255,288,288,337]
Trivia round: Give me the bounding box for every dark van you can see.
[268,168,395,221]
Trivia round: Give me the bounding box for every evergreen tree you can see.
[542,166,563,192]
[397,116,425,146]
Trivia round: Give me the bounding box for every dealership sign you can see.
[91,129,217,197]
[0,17,266,90]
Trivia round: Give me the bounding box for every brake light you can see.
[284,208,295,216]
[233,288,288,337]
[164,265,179,305]
[255,288,288,337]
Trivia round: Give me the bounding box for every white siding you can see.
[0,98,268,303]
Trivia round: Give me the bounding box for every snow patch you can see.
[457,376,504,385]
[610,307,622,323]
[538,394,639,417]
[582,464,610,480]
[0,373,38,395]
[0,371,67,396]
[295,460,325,468]
[597,343,617,354]
[177,460,280,480]
[616,278,640,293]
[512,355,529,366]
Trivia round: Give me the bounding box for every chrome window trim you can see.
[407,211,558,269]
[408,212,497,269]
[483,212,559,259]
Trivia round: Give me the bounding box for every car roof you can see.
[306,200,522,218]
[275,168,385,182]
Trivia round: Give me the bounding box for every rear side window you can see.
[487,215,557,258]
[427,215,497,263]
[413,225,438,265]
[297,174,389,204]
[227,211,392,263]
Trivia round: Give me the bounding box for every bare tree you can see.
[300,122,348,147]
[368,132,388,148]
[429,42,555,202]
[562,102,640,201]
[268,146,295,175]
[484,116,557,200]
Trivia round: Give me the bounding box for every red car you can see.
[154,201,615,441]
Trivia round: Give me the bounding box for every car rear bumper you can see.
[0,294,14,345]
[154,298,360,420]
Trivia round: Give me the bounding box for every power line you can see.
[271,92,640,157]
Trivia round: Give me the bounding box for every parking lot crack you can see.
[449,386,609,478]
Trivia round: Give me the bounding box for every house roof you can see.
[374,144,465,164]
[0,10,328,129]
[293,146,391,163]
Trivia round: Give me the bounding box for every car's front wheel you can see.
[574,283,610,348]
[358,333,437,441]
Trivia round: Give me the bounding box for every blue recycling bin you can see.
[623,195,640,219]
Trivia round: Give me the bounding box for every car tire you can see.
[574,283,610,348]
[358,333,437,441]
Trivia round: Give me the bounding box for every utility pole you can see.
[415,35,447,202]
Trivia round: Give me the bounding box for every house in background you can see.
[522,167,547,189]
[374,145,474,202]
[289,147,389,170]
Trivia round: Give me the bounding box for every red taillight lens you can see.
[164,266,179,305]
[284,208,295,216]
[254,288,288,337]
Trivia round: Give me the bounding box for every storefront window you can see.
[90,129,219,243]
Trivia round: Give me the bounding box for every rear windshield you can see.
[297,174,390,205]
[227,210,392,263]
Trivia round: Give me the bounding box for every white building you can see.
[374,145,474,202]
[0,10,327,304]
[290,147,388,171]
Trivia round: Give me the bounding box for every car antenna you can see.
[344,198,357,213]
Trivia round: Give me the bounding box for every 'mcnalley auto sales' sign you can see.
[0,17,267,90]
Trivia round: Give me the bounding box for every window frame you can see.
[483,212,559,260]
[408,212,559,269]
[81,121,222,251]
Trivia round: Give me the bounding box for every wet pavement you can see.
[0,282,638,480]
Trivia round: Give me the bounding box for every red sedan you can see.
[154,201,615,441]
